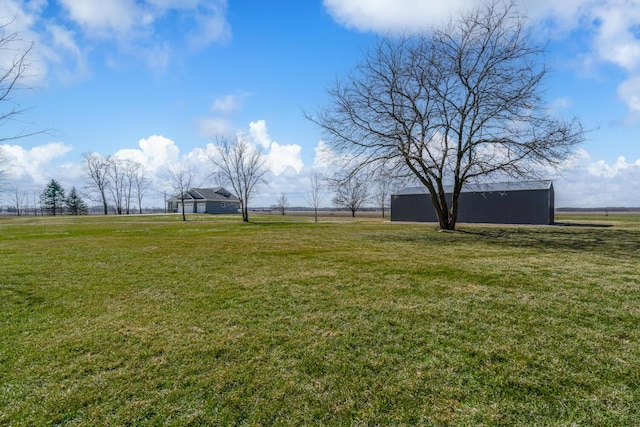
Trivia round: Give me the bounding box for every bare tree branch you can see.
[0,19,47,143]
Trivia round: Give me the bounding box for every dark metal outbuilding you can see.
[390,180,555,225]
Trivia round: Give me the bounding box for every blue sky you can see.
[1,0,640,208]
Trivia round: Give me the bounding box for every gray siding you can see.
[205,201,240,214]
[391,193,436,222]
[167,187,241,215]
[391,183,554,225]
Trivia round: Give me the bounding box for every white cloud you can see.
[186,2,231,50]
[199,120,306,179]
[587,155,640,179]
[113,135,213,198]
[26,0,47,14]
[589,2,640,72]
[56,0,230,46]
[313,140,342,170]
[0,1,49,86]
[248,120,272,149]
[255,167,316,207]
[550,97,573,112]
[197,93,251,138]
[1,142,73,186]
[197,117,234,138]
[3,0,230,80]
[47,24,81,61]
[555,149,640,207]
[245,120,304,175]
[266,142,304,175]
[323,0,593,34]
[111,124,306,204]
[311,139,362,175]
[324,0,482,33]
[58,0,140,38]
[114,135,180,176]
[322,0,640,122]
[42,24,89,83]
[211,94,246,114]
[617,76,640,116]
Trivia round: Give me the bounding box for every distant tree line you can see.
[2,146,398,219]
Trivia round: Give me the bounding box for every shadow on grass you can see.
[555,222,613,228]
[482,227,640,258]
[380,224,640,259]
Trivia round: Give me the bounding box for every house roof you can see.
[168,187,240,202]
[393,180,553,196]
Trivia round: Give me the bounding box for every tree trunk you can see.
[448,194,459,231]
[101,192,108,215]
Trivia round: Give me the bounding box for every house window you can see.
[221,202,225,208]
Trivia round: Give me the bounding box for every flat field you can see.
[1,213,639,425]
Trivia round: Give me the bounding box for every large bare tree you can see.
[83,153,111,214]
[208,136,267,222]
[309,1,584,230]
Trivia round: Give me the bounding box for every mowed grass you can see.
[1,213,639,425]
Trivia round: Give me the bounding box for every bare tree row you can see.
[274,169,399,219]
[83,153,151,215]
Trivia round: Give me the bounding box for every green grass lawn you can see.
[1,213,639,425]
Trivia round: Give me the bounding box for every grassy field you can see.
[1,213,639,425]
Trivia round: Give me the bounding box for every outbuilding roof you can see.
[168,187,239,202]
[394,180,553,196]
